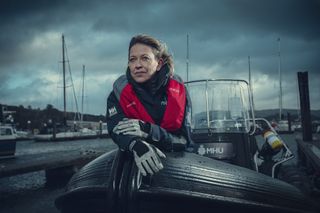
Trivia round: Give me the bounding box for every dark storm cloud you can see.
[162,0,320,67]
[1,1,60,68]
[2,0,319,65]
[0,0,148,71]
[91,0,320,39]
[90,0,320,80]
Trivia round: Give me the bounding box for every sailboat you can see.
[73,64,100,138]
[34,35,98,142]
[274,38,292,133]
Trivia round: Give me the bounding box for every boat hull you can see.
[55,150,318,213]
[0,126,17,158]
[0,138,16,158]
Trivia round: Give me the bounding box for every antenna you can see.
[248,56,255,114]
[186,34,189,82]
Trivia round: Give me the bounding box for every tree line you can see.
[0,103,105,130]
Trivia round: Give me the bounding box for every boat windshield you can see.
[185,80,252,133]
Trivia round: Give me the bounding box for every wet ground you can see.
[0,133,319,213]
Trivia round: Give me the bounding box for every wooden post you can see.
[99,121,102,137]
[297,72,312,141]
[0,104,3,123]
[53,121,57,141]
[287,112,292,132]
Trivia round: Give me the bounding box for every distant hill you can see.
[255,108,320,121]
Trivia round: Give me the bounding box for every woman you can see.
[106,34,192,176]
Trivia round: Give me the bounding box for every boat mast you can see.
[248,56,252,91]
[81,65,85,122]
[62,34,67,126]
[278,38,283,121]
[296,76,301,120]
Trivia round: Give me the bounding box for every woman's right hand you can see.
[112,118,150,139]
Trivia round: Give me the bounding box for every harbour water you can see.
[0,133,319,213]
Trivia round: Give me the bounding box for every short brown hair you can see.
[128,34,174,74]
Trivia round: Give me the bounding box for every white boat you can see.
[274,120,289,132]
[97,122,109,138]
[291,121,302,132]
[15,129,32,140]
[33,133,52,141]
[34,128,98,142]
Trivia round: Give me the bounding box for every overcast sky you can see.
[1,0,319,116]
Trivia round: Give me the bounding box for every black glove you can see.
[129,139,166,176]
[113,118,151,139]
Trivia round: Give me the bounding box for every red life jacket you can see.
[119,78,186,132]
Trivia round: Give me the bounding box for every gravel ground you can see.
[0,138,117,213]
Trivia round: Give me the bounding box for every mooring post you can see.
[53,121,57,141]
[0,104,3,123]
[297,72,312,141]
[287,112,292,132]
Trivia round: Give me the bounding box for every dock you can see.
[0,149,104,183]
[296,138,320,172]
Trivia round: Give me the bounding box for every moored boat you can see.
[0,125,17,158]
[55,79,319,212]
[34,128,98,142]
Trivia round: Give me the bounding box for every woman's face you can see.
[128,43,162,83]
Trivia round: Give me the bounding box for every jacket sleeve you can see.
[146,85,193,152]
[106,91,137,151]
